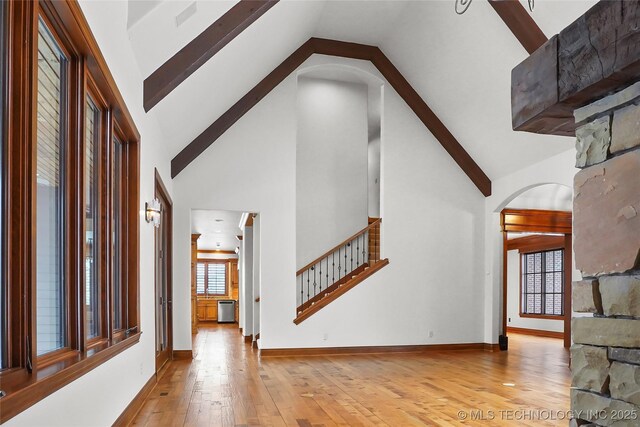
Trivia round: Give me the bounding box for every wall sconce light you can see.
[145,198,161,228]
[235,247,239,254]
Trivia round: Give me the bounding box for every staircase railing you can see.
[296,219,382,309]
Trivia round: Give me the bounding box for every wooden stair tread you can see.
[294,259,390,325]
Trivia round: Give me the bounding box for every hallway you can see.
[132,327,570,426]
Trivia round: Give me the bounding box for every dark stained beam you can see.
[143,0,279,112]
[171,38,492,197]
[488,0,547,55]
[512,0,640,136]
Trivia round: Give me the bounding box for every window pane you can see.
[207,263,226,295]
[534,252,541,273]
[36,19,67,355]
[112,139,123,330]
[545,294,554,315]
[196,263,205,294]
[85,98,99,339]
[554,250,563,272]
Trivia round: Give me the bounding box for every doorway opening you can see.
[190,210,250,340]
[498,184,574,350]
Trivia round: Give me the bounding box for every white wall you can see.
[252,215,261,340]
[296,77,369,269]
[368,136,381,217]
[241,227,254,338]
[506,250,564,333]
[483,149,580,344]
[171,55,487,351]
[8,1,173,425]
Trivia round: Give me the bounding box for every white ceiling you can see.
[128,0,598,181]
[191,209,244,251]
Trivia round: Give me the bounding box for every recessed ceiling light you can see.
[216,230,222,233]
[502,383,516,387]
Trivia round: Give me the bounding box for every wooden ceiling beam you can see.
[143,0,279,112]
[512,1,640,136]
[488,0,547,55]
[170,38,492,197]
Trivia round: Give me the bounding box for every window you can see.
[84,96,100,340]
[521,249,564,316]
[0,0,7,370]
[0,1,141,422]
[196,261,228,296]
[36,18,68,356]
[111,137,124,331]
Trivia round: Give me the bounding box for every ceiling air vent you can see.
[175,2,197,27]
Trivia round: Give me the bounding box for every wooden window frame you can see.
[110,125,128,343]
[0,0,7,372]
[196,259,230,298]
[0,0,141,422]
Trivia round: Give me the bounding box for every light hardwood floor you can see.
[132,325,570,426]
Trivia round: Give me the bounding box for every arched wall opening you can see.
[495,182,577,351]
[295,63,384,270]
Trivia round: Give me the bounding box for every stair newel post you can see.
[373,223,376,263]
[365,229,368,265]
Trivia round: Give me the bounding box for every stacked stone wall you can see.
[571,82,640,426]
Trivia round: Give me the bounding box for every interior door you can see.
[155,174,173,372]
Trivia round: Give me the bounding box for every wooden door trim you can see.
[154,168,173,372]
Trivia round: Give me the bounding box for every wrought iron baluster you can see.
[356,234,360,267]
[313,265,317,298]
[350,239,354,272]
[300,274,303,306]
[306,270,310,303]
[318,260,322,293]
[338,247,342,280]
[325,257,329,290]
[332,252,335,284]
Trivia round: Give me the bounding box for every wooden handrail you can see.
[296,218,381,276]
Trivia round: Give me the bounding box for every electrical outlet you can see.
[323,333,328,341]
[428,331,434,338]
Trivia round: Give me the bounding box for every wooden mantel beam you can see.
[512,0,640,136]
[171,38,492,197]
[488,0,547,55]
[143,0,279,112]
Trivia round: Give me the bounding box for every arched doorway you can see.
[496,184,573,350]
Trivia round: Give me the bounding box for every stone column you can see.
[570,82,640,426]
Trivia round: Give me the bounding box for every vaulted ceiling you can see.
[128,0,598,181]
